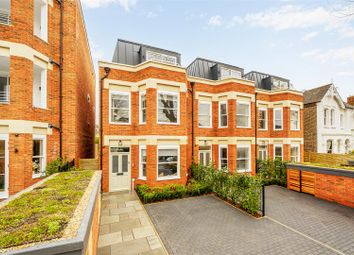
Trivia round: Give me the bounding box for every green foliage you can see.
[0,171,94,249]
[46,158,77,176]
[191,163,263,216]
[256,159,287,187]
[95,136,99,144]
[136,180,210,204]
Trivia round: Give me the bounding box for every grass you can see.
[0,170,94,249]
[297,162,354,171]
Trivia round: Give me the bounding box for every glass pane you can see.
[122,155,128,173]
[158,149,178,163]
[112,155,118,173]
[141,149,146,163]
[158,109,177,123]
[237,103,249,115]
[259,119,265,129]
[0,140,4,156]
[199,103,210,114]
[199,146,211,151]
[275,120,282,129]
[237,160,246,170]
[237,147,248,158]
[199,115,210,127]
[275,109,281,119]
[33,139,42,157]
[158,94,178,109]
[142,163,146,177]
[0,175,4,191]
[258,110,266,120]
[111,109,129,123]
[142,109,146,122]
[237,115,248,127]
[221,148,227,158]
[205,152,210,164]
[32,157,42,174]
[220,103,227,115]
[199,153,204,165]
[158,163,177,177]
[112,94,129,108]
[221,159,228,168]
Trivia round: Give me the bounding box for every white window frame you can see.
[290,108,300,131]
[274,144,283,161]
[156,145,180,181]
[139,91,146,124]
[32,134,46,178]
[236,145,251,173]
[156,91,180,125]
[273,108,283,130]
[219,101,228,128]
[324,108,329,127]
[109,91,131,125]
[219,145,228,170]
[198,146,212,166]
[0,73,10,104]
[258,145,268,160]
[330,109,335,127]
[33,0,48,42]
[0,134,9,199]
[236,101,251,128]
[0,0,11,25]
[258,108,268,130]
[139,145,147,180]
[198,101,212,128]
[290,144,300,163]
[33,64,47,109]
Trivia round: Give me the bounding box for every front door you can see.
[109,147,131,192]
[0,134,9,199]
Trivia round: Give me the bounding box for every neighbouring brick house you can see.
[99,39,304,192]
[0,0,96,198]
[303,84,354,154]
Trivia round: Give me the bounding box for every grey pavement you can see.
[145,186,354,255]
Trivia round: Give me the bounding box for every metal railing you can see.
[0,9,10,25]
[0,86,9,103]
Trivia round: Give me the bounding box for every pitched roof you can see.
[303,84,332,105]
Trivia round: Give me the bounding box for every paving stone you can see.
[147,235,162,250]
[98,232,123,248]
[132,226,155,239]
[125,200,141,207]
[139,248,166,255]
[97,246,111,255]
[110,218,141,233]
[111,206,135,215]
[110,238,150,255]
[100,215,119,225]
[99,224,110,236]
[119,212,130,220]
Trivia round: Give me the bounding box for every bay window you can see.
[258,108,267,130]
[236,145,250,172]
[110,91,130,124]
[157,146,179,180]
[219,145,228,170]
[157,91,179,124]
[219,101,228,127]
[198,101,212,128]
[274,108,283,130]
[236,102,250,128]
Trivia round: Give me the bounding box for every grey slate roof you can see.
[303,84,332,105]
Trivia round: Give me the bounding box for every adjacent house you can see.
[304,84,354,154]
[99,39,304,192]
[0,0,96,198]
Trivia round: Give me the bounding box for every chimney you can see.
[348,96,354,106]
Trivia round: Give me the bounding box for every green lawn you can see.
[0,170,94,249]
[300,162,354,171]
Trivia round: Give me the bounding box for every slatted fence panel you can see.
[301,171,315,195]
[288,170,300,192]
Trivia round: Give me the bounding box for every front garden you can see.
[0,170,97,250]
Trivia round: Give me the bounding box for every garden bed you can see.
[0,170,100,253]
[300,162,354,171]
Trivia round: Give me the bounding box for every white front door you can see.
[0,134,9,199]
[109,147,131,192]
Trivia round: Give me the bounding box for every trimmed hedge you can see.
[256,159,287,187]
[136,181,210,204]
[191,163,262,216]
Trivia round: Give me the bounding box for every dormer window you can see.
[0,0,10,25]
[220,67,241,79]
[272,79,288,89]
[146,51,177,66]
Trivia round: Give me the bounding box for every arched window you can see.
[327,140,333,154]
[345,139,351,154]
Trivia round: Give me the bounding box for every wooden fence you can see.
[304,151,354,165]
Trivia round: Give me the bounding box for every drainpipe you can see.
[189,82,195,163]
[100,67,111,170]
[51,0,63,159]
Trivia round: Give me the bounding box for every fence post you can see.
[262,185,265,217]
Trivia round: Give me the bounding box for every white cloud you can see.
[301,31,319,41]
[302,47,354,63]
[226,16,243,28]
[208,15,222,26]
[336,71,354,77]
[81,0,137,11]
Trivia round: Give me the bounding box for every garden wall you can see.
[287,164,354,208]
[304,151,354,165]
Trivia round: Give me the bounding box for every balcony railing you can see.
[0,9,10,25]
[0,85,9,103]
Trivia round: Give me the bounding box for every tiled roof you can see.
[303,84,332,105]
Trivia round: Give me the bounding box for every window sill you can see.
[199,126,212,129]
[138,177,147,181]
[32,173,44,179]
[258,128,268,131]
[157,176,180,181]
[157,122,180,125]
[218,126,228,129]
[237,126,251,129]
[109,122,131,125]
[34,34,48,44]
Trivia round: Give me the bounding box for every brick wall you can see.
[347,96,354,106]
[304,103,317,152]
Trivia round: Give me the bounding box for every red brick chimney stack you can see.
[347,96,354,106]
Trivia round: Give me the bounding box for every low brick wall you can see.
[287,164,354,208]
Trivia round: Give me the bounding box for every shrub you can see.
[136,184,187,203]
[256,159,287,187]
[46,158,77,176]
[186,179,211,196]
[191,163,262,216]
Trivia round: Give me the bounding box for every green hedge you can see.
[191,163,262,216]
[256,159,287,187]
[136,181,210,204]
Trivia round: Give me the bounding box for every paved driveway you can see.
[145,186,354,255]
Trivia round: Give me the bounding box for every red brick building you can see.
[0,0,96,198]
[99,40,303,192]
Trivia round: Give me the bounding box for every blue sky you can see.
[81,0,354,99]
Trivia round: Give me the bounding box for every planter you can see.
[0,171,101,255]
